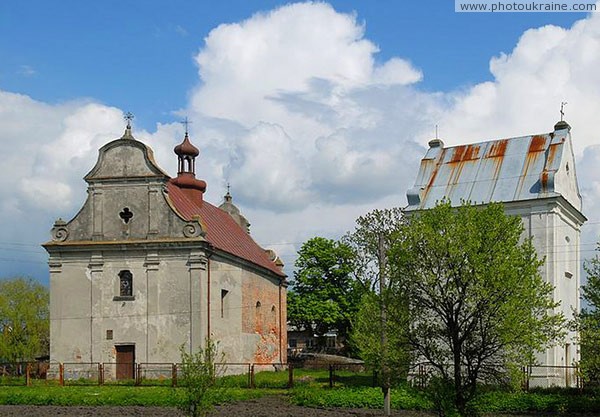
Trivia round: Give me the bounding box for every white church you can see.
[43,121,287,380]
[406,119,586,386]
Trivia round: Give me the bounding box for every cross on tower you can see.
[180,117,192,135]
[124,112,134,128]
[560,102,567,122]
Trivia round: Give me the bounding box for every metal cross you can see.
[180,117,192,135]
[124,112,134,127]
[560,102,567,121]
[227,183,231,194]
[435,124,439,139]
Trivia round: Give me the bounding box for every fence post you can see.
[135,364,141,386]
[250,364,255,389]
[287,363,294,388]
[172,363,177,387]
[26,363,31,386]
[59,363,64,386]
[98,363,104,385]
[329,364,334,388]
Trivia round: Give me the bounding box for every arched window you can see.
[119,270,133,297]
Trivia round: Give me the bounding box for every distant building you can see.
[43,122,287,379]
[406,120,585,386]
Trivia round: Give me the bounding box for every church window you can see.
[565,235,573,279]
[119,207,134,224]
[119,270,133,297]
[106,330,113,340]
[221,289,229,318]
[255,301,262,322]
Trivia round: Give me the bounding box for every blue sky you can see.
[0,1,587,128]
[1,1,600,284]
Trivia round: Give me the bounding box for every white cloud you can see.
[436,11,600,252]
[3,2,600,281]
[188,2,433,214]
[18,65,36,77]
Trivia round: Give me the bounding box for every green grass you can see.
[471,389,600,414]
[0,385,272,407]
[290,385,431,410]
[4,369,600,415]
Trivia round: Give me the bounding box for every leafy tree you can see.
[345,208,408,416]
[577,244,600,383]
[343,208,404,292]
[389,201,564,416]
[353,290,409,414]
[287,237,361,350]
[178,338,225,417]
[0,277,49,363]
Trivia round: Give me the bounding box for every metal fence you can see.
[0,362,48,386]
[0,360,585,391]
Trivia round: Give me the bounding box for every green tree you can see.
[178,338,225,417]
[287,237,361,350]
[0,277,49,363]
[577,244,600,383]
[389,201,564,416]
[353,290,409,414]
[345,208,408,416]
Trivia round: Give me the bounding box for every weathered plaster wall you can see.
[506,200,582,372]
[241,266,285,364]
[50,248,208,365]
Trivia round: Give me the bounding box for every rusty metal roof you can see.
[406,123,581,211]
[166,181,286,277]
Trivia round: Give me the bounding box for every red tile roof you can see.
[166,181,285,277]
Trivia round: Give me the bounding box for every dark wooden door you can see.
[116,345,135,380]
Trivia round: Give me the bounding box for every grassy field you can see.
[2,369,600,414]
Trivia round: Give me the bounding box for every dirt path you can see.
[0,395,431,416]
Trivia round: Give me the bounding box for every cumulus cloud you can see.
[188,2,433,213]
[437,11,600,249]
[3,2,600,281]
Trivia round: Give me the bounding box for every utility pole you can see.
[378,233,391,416]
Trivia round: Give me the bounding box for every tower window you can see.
[119,270,133,297]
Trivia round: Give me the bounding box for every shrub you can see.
[178,338,225,417]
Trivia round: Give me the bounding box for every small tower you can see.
[219,185,251,234]
[171,130,207,203]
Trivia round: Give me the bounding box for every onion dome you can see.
[174,132,200,157]
[171,129,207,203]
